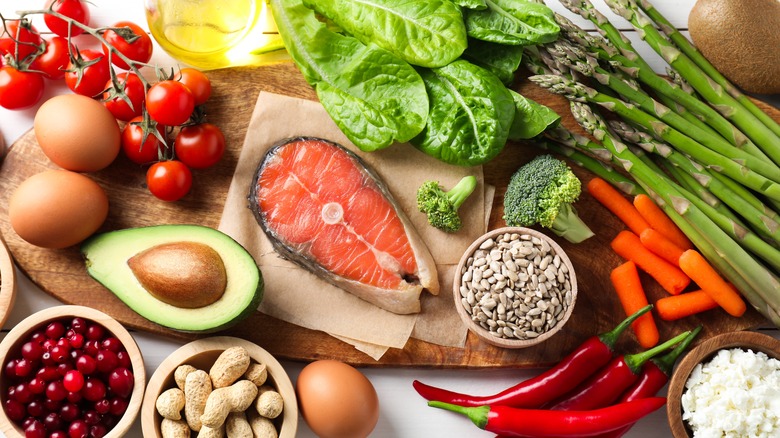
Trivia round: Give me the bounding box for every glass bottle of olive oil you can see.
[145,0,285,70]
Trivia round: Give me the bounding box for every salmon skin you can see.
[249,137,439,314]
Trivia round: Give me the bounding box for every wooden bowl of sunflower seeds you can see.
[453,227,578,349]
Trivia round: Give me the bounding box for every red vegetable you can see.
[549,330,690,411]
[595,326,701,438]
[429,397,666,437]
[413,305,653,408]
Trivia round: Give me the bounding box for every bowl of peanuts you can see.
[141,336,297,438]
[454,227,578,349]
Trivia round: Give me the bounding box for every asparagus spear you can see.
[569,101,780,321]
[635,0,780,139]
[602,0,780,163]
[529,74,780,198]
[543,40,776,166]
[553,6,758,155]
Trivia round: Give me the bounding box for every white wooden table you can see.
[1,1,778,437]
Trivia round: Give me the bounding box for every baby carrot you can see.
[611,231,691,295]
[588,177,650,236]
[633,194,693,250]
[678,250,747,317]
[656,290,719,321]
[639,228,685,266]
[610,261,659,348]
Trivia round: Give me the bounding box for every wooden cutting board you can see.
[0,61,773,367]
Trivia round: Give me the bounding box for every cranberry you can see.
[44,412,62,431]
[68,420,88,438]
[23,416,37,429]
[81,378,106,402]
[29,377,46,394]
[94,351,118,374]
[41,352,55,367]
[107,368,134,398]
[100,414,118,430]
[68,334,85,349]
[24,419,46,438]
[115,351,131,369]
[45,322,66,340]
[83,340,100,357]
[5,359,19,379]
[66,391,83,403]
[75,356,96,375]
[50,432,68,438]
[44,398,63,413]
[37,366,60,382]
[108,397,128,417]
[14,358,34,378]
[30,330,46,344]
[100,337,122,353]
[27,399,46,418]
[21,341,45,361]
[3,398,25,422]
[57,363,73,377]
[71,318,87,334]
[59,403,80,422]
[42,339,57,352]
[46,381,68,402]
[93,399,110,415]
[85,325,104,341]
[89,424,108,438]
[13,383,34,404]
[63,370,85,392]
[50,346,70,364]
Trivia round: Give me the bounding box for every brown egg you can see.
[34,94,121,172]
[9,170,109,249]
[297,360,379,438]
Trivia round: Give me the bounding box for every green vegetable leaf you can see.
[411,60,515,166]
[508,90,561,140]
[462,37,524,86]
[453,0,488,10]
[302,0,468,68]
[464,0,560,45]
[270,0,428,151]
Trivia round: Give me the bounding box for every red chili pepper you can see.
[428,397,666,437]
[549,330,690,411]
[595,326,702,438]
[413,305,653,408]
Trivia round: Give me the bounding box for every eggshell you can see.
[9,170,109,249]
[296,360,379,438]
[34,94,121,172]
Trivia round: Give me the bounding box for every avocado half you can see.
[81,224,263,333]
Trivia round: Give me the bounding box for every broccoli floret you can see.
[503,154,594,243]
[417,176,478,233]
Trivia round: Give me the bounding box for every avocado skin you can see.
[81,224,263,333]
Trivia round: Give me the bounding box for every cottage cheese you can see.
[681,348,780,438]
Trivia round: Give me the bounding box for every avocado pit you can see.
[127,241,227,308]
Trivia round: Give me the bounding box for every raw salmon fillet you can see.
[249,137,439,314]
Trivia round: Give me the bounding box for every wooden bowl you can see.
[142,336,297,437]
[453,227,578,349]
[0,233,15,328]
[667,330,780,437]
[0,305,146,438]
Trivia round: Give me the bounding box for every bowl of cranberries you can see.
[0,305,145,438]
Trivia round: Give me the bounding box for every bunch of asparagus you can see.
[528,0,780,325]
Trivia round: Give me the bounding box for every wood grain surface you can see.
[0,61,773,367]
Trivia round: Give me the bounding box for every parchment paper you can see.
[218,92,491,359]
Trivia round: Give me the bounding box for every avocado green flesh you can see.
[81,225,263,333]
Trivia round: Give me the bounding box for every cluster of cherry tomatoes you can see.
[0,0,226,202]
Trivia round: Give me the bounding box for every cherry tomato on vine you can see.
[102,21,152,70]
[103,72,145,121]
[146,160,192,202]
[145,80,195,126]
[174,123,225,169]
[64,49,111,97]
[121,116,164,164]
[0,66,44,110]
[44,0,91,38]
[0,20,42,61]
[30,36,72,79]
[176,68,211,105]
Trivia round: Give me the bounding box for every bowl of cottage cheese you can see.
[667,331,780,438]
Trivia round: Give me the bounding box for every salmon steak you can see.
[249,137,439,314]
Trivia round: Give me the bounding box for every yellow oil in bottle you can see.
[145,0,286,70]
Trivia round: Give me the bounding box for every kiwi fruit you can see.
[689,0,780,94]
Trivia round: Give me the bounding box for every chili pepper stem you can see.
[599,304,653,348]
[652,325,702,375]
[428,401,490,429]
[624,330,691,373]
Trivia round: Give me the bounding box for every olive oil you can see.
[145,0,285,70]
